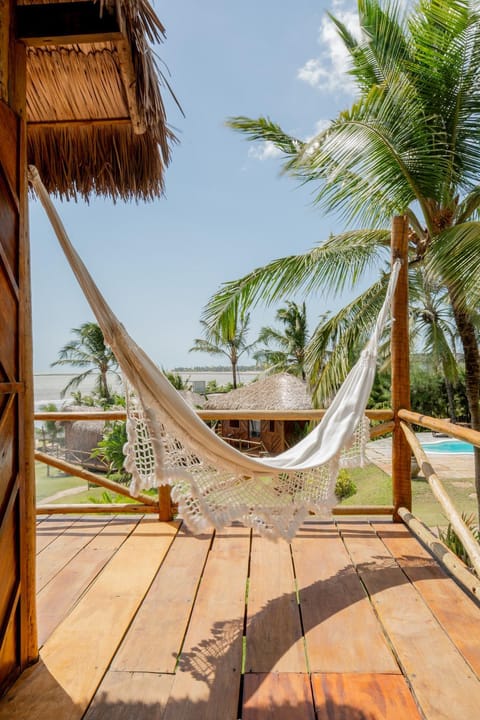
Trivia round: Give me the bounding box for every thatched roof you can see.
[204,373,313,411]
[179,389,206,409]
[21,0,176,200]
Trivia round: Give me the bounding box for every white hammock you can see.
[29,167,400,540]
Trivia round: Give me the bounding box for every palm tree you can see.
[203,0,480,511]
[410,272,460,422]
[52,322,120,403]
[253,301,310,380]
[190,304,252,389]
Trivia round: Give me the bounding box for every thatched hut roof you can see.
[179,389,206,409]
[20,0,176,200]
[204,373,313,411]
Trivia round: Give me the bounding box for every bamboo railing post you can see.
[391,215,412,519]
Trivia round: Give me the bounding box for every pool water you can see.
[421,439,474,454]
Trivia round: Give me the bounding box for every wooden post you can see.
[391,215,411,519]
[158,485,173,522]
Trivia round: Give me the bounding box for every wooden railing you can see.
[34,408,395,520]
[34,404,480,594]
[396,410,480,585]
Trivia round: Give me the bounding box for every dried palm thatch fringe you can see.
[28,123,173,200]
[25,0,178,200]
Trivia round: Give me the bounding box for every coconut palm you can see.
[253,301,310,380]
[203,0,480,510]
[52,322,120,403]
[190,304,252,389]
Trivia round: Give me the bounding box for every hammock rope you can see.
[29,166,400,540]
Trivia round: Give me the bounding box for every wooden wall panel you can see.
[0,68,36,691]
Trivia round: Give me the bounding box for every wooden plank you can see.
[35,514,77,553]
[112,528,212,673]
[376,522,480,676]
[292,522,399,673]
[84,671,174,720]
[0,519,179,720]
[246,534,305,672]
[243,673,315,720]
[37,517,140,646]
[162,525,250,720]
[312,673,422,719]
[340,521,480,720]
[36,516,116,591]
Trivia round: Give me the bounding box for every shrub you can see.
[335,469,357,500]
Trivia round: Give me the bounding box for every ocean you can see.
[33,370,258,410]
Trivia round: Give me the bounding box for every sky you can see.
[30,0,381,373]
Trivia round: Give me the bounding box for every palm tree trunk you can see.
[100,369,110,402]
[450,298,480,521]
[443,370,457,423]
[231,359,238,389]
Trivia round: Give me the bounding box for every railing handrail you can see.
[34,408,395,422]
[398,410,480,448]
[400,421,480,579]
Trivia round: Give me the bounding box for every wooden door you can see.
[0,97,37,693]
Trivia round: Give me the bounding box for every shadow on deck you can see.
[1,515,480,719]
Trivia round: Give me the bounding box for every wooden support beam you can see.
[158,486,172,522]
[391,215,411,519]
[332,505,394,516]
[34,451,158,507]
[198,409,394,422]
[369,421,395,440]
[400,422,480,578]
[34,408,395,423]
[36,504,158,515]
[34,410,127,422]
[16,2,121,46]
[28,118,131,130]
[399,409,480,447]
[398,508,480,600]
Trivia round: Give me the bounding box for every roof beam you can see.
[16,2,122,46]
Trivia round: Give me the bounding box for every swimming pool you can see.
[421,439,474,454]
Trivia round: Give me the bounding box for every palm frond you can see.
[306,273,391,405]
[226,116,303,158]
[203,229,389,331]
[426,222,480,308]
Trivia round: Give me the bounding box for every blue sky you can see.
[30,0,379,372]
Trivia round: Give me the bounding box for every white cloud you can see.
[305,118,331,143]
[297,6,360,96]
[248,141,283,161]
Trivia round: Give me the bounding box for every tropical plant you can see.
[190,302,253,388]
[38,402,63,449]
[438,512,480,571]
[204,0,480,516]
[91,421,130,484]
[164,370,190,391]
[253,301,310,380]
[52,322,120,403]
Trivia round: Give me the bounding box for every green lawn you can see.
[35,462,86,502]
[340,464,477,529]
[35,462,130,505]
[36,456,476,531]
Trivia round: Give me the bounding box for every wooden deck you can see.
[1,515,480,719]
